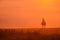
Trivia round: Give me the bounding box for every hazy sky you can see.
[0,0,60,28]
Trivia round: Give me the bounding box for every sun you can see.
[41,0,53,3]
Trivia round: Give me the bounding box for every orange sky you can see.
[0,0,60,28]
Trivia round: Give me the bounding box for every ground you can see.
[0,28,60,40]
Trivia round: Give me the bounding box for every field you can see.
[0,28,60,40]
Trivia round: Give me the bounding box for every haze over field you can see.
[0,0,60,28]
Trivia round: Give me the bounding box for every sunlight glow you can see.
[41,0,53,3]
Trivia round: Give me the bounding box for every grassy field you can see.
[0,28,60,40]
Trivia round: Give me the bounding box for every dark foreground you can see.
[0,28,60,40]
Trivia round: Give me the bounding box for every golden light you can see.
[41,0,54,3]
